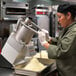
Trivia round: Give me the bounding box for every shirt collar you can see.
[65,21,76,30]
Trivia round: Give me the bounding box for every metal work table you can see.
[0,68,15,76]
[0,62,57,76]
[0,55,21,76]
[0,54,57,76]
[0,67,26,76]
[0,55,57,76]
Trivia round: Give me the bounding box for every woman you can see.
[38,4,76,76]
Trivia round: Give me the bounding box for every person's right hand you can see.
[41,29,51,42]
[38,30,50,48]
[38,30,47,46]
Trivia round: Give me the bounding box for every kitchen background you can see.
[0,0,75,49]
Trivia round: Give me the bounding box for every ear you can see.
[67,12,71,19]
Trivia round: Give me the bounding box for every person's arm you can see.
[38,27,76,59]
[47,27,76,59]
[48,37,58,45]
[38,30,58,59]
[38,29,58,48]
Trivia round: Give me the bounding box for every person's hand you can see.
[38,30,47,46]
[41,29,51,42]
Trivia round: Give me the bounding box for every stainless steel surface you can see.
[15,17,39,44]
[21,21,38,34]
[1,32,27,64]
[0,1,1,20]
[56,0,76,3]
[0,62,56,76]
[15,22,35,44]
[0,67,22,76]
[0,58,56,76]
[0,68,14,76]
[31,21,42,31]
[0,54,56,76]
[1,17,38,65]
[24,17,41,31]
[14,58,56,76]
[1,1,29,20]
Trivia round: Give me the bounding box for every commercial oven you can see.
[1,1,29,20]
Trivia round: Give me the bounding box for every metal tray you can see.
[14,58,56,76]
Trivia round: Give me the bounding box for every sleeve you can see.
[47,28,76,59]
[51,37,58,45]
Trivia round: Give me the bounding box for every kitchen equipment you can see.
[14,58,56,76]
[15,17,41,44]
[1,17,56,76]
[1,1,29,20]
[1,17,39,64]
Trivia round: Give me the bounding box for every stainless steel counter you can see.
[0,68,14,76]
[0,68,23,76]
[0,62,57,76]
[0,55,57,76]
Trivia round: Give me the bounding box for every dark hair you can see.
[57,4,76,19]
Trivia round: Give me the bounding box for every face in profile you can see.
[57,12,71,28]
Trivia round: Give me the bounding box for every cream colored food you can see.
[23,58,46,72]
[33,50,48,59]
